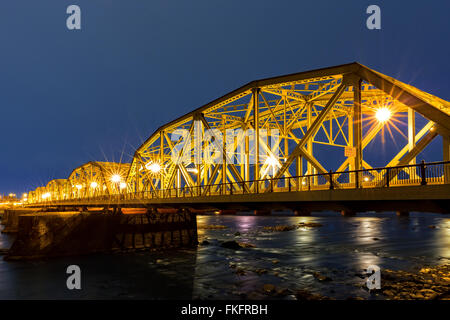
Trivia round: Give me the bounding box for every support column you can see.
[396,211,410,217]
[296,156,303,190]
[408,109,416,164]
[160,131,164,190]
[341,210,356,217]
[284,99,289,188]
[443,136,450,183]
[245,127,250,181]
[284,135,289,188]
[254,209,271,216]
[408,109,417,181]
[222,116,227,191]
[253,88,260,190]
[444,136,450,161]
[216,209,236,215]
[176,168,181,190]
[348,112,354,183]
[294,208,311,216]
[353,79,362,170]
[353,78,363,187]
[194,118,202,191]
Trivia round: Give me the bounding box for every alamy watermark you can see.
[66,265,81,290]
[366,5,381,30]
[366,265,381,290]
[66,5,81,30]
[65,5,380,31]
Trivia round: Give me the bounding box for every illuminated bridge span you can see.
[25,63,450,215]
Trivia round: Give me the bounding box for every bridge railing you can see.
[30,160,450,204]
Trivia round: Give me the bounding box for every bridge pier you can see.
[294,208,311,216]
[121,208,147,214]
[215,210,237,215]
[396,211,410,217]
[1,209,38,233]
[5,207,198,260]
[189,209,210,215]
[156,208,179,214]
[340,210,357,217]
[254,209,271,216]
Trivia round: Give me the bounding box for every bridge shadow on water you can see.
[0,248,198,299]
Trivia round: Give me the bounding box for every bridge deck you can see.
[26,182,450,214]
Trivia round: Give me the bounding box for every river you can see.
[0,212,448,299]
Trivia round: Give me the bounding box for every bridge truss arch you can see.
[67,162,131,199]
[126,62,450,197]
[45,179,68,201]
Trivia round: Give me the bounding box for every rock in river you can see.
[221,240,243,250]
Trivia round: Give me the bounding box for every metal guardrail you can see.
[30,160,450,205]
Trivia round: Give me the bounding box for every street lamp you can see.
[145,162,161,174]
[111,174,121,183]
[375,107,391,123]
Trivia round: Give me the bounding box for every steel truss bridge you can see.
[25,63,450,214]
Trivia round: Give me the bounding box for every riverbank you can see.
[378,264,450,300]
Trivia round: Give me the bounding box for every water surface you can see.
[0,212,448,299]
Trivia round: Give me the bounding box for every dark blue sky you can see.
[1,1,450,195]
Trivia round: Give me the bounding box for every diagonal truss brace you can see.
[272,82,347,181]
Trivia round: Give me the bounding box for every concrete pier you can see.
[294,208,311,216]
[156,208,179,214]
[341,210,357,217]
[215,209,237,215]
[254,209,271,216]
[1,209,38,233]
[396,211,410,217]
[5,208,198,260]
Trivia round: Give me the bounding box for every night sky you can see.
[1,1,450,195]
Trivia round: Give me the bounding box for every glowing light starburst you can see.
[145,161,162,174]
[375,107,391,123]
[111,174,122,183]
[363,98,408,151]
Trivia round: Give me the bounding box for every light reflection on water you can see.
[193,212,449,299]
[0,212,448,299]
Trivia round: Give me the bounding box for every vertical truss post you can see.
[176,168,181,190]
[296,156,302,191]
[348,112,354,184]
[284,136,289,188]
[284,99,289,188]
[408,109,416,164]
[253,88,260,192]
[420,160,427,185]
[443,135,450,183]
[194,115,202,194]
[245,126,250,181]
[408,109,417,181]
[160,131,164,190]
[222,116,227,192]
[352,76,363,187]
